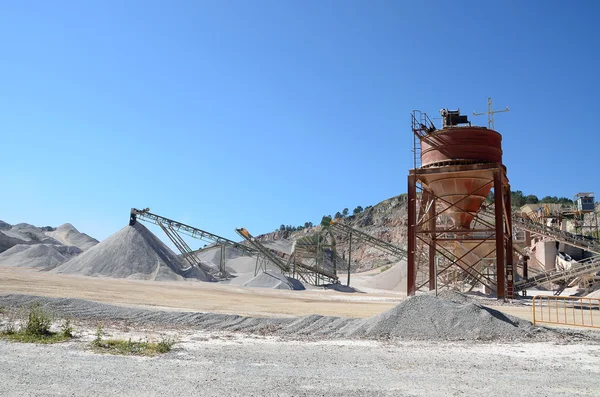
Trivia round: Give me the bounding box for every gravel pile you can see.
[0,293,580,342]
[45,223,98,251]
[4,223,61,245]
[0,222,62,253]
[243,270,305,290]
[347,295,535,340]
[352,261,408,292]
[53,223,214,282]
[0,244,81,269]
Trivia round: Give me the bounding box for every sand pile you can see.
[4,223,61,245]
[0,244,82,269]
[192,245,247,275]
[0,222,62,253]
[194,245,295,288]
[45,223,98,251]
[243,270,305,290]
[350,261,407,293]
[54,223,213,281]
[0,230,27,253]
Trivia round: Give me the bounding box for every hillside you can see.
[255,194,409,272]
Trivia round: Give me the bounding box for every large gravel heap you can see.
[45,223,98,251]
[0,222,61,253]
[244,270,305,290]
[53,223,214,282]
[0,293,556,342]
[0,244,82,269]
[346,295,533,340]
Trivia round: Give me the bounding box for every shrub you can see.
[0,302,73,344]
[25,303,52,336]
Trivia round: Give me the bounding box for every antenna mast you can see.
[473,97,509,129]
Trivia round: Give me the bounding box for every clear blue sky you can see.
[1,0,599,244]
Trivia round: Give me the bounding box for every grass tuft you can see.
[0,302,74,344]
[91,325,174,356]
[92,337,175,356]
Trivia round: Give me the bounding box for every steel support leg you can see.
[504,185,514,299]
[428,194,436,291]
[494,170,505,300]
[408,174,417,296]
[347,232,352,287]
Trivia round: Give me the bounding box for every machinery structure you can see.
[235,227,339,285]
[408,109,514,299]
[477,205,600,293]
[130,208,256,277]
[321,212,409,286]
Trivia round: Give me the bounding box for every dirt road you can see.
[0,267,402,318]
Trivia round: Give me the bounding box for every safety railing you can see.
[532,295,600,329]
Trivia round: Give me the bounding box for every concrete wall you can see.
[535,240,558,271]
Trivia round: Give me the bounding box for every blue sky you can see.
[1,0,599,244]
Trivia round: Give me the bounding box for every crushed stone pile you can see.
[243,270,305,290]
[0,230,27,253]
[428,289,477,304]
[0,220,11,231]
[351,261,407,292]
[194,245,298,288]
[53,223,214,282]
[45,223,98,251]
[0,222,62,253]
[4,223,61,244]
[346,295,536,340]
[0,293,569,342]
[189,245,247,276]
[0,244,82,269]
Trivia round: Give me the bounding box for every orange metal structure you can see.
[408,110,514,299]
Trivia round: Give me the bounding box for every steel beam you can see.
[494,170,506,300]
[407,174,417,295]
[428,193,436,290]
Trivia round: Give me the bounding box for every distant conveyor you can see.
[131,208,256,255]
[322,217,409,261]
[512,213,600,255]
[477,206,600,255]
[235,228,338,283]
[515,255,600,291]
[130,208,256,274]
[477,207,600,290]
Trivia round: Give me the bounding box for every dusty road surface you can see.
[1,335,600,397]
[0,266,402,318]
[2,266,600,396]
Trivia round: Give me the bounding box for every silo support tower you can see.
[407,164,514,299]
[408,109,514,299]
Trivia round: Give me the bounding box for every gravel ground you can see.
[1,335,600,396]
[2,293,599,343]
